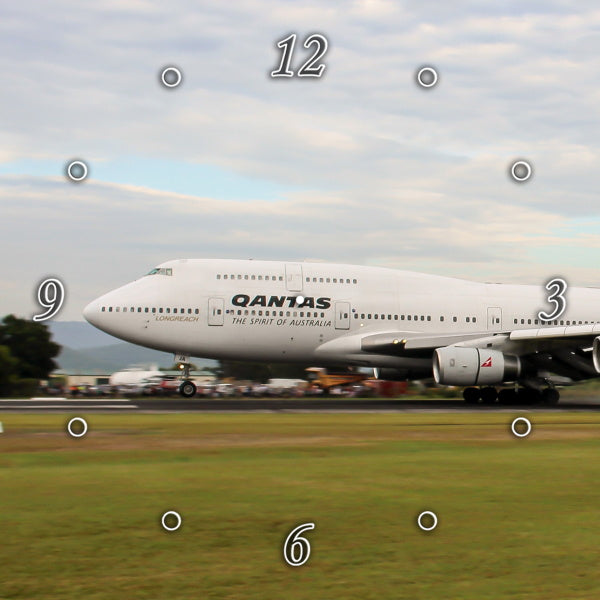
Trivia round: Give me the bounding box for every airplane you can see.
[83,258,600,403]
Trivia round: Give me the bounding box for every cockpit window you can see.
[146,267,173,276]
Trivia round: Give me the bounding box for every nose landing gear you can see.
[179,362,196,398]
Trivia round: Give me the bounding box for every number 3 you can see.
[538,278,567,322]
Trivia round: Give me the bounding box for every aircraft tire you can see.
[180,380,197,398]
[480,386,498,404]
[463,387,480,403]
[498,388,517,405]
[541,387,560,405]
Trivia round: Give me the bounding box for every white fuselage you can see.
[83,259,600,375]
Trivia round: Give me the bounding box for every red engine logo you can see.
[481,356,492,367]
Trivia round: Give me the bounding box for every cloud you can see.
[2,1,600,319]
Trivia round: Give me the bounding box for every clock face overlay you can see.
[1,3,600,599]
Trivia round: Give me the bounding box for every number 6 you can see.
[283,522,315,566]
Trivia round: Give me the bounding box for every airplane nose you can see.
[83,299,101,326]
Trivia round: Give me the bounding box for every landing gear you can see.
[541,387,560,404]
[179,362,196,398]
[463,387,481,403]
[480,386,498,404]
[180,380,197,398]
[498,388,517,405]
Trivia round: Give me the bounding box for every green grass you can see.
[1,413,600,599]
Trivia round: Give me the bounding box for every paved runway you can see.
[1,396,599,412]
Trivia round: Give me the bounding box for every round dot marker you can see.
[416,66,438,88]
[66,160,88,182]
[510,160,532,182]
[160,66,182,88]
[295,295,305,306]
[510,416,532,438]
[67,417,88,438]
[417,510,438,531]
[161,510,182,531]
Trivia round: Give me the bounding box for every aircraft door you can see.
[335,301,351,330]
[285,264,303,292]
[487,307,502,331]
[208,297,224,326]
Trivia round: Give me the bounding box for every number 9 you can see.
[33,278,65,322]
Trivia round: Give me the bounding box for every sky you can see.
[2,0,600,320]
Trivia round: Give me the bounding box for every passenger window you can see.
[166,308,170,313]
[173,308,177,314]
[374,314,379,319]
[258,275,263,280]
[251,275,256,280]
[265,276,270,281]
[306,277,310,282]
[353,279,357,284]
[159,308,163,313]
[238,275,242,280]
[346,279,350,283]
[407,315,411,320]
[394,315,398,320]
[195,309,199,314]
[401,315,405,320]
[440,316,444,321]
[333,278,337,283]
[354,314,358,319]
[319,278,324,282]
[313,277,317,282]
[466,317,470,322]
[144,308,148,313]
[427,316,431,321]
[420,316,424,321]
[453,316,457,322]
[361,314,365,319]
[217,274,221,279]
[224,275,228,279]
[244,275,248,280]
[108,307,112,312]
[368,314,372,319]
[152,308,156,313]
[300,312,304,317]
[116,307,120,312]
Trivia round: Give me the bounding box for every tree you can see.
[0,345,18,392]
[0,315,61,379]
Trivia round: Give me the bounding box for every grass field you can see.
[1,412,600,599]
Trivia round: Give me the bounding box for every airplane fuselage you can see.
[83,259,600,380]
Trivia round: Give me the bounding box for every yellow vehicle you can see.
[305,367,369,392]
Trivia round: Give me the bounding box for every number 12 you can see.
[271,34,328,78]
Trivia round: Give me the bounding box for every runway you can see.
[1,396,599,412]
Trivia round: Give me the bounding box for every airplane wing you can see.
[315,324,600,385]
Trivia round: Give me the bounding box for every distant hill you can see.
[48,321,123,349]
[50,321,216,374]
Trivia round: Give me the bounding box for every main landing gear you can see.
[179,363,197,398]
[462,386,560,405]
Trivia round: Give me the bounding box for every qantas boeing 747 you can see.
[83,258,600,403]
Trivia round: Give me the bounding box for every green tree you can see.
[0,315,61,379]
[0,345,19,392]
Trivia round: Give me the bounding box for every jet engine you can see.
[433,346,521,386]
[592,337,600,373]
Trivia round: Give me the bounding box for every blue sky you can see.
[1,0,600,319]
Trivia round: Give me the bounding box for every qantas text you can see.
[231,294,331,309]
